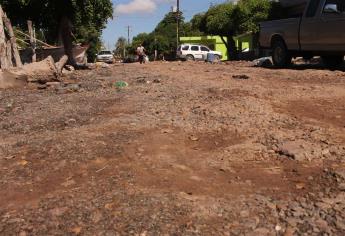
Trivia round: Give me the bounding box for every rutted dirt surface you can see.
[1,61,345,235]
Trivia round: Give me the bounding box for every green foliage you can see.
[0,0,113,61]
[198,0,272,37]
[203,2,238,36]
[180,21,203,37]
[114,37,127,58]
[190,13,206,33]
[237,0,272,33]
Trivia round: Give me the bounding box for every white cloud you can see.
[115,0,156,14]
[114,0,175,15]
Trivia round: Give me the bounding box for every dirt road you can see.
[1,61,345,235]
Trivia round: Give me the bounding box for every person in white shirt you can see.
[136,44,146,64]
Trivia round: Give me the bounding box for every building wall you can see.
[234,33,254,52]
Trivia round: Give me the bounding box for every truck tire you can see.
[272,40,291,67]
[321,56,344,69]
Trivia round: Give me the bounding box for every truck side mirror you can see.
[323,4,339,13]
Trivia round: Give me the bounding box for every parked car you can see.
[259,0,345,68]
[96,50,114,63]
[176,44,222,61]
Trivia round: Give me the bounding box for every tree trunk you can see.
[221,35,237,61]
[3,13,22,67]
[59,16,76,66]
[55,55,68,76]
[27,20,36,63]
[6,40,13,67]
[0,5,9,69]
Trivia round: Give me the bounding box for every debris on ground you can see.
[233,74,250,80]
[114,81,128,88]
[252,57,273,67]
[0,55,68,89]
[95,62,111,68]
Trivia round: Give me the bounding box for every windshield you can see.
[99,51,112,55]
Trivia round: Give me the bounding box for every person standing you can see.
[136,44,146,64]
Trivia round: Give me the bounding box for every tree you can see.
[129,12,187,60]
[191,3,250,59]
[237,0,272,33]
[127,10,208,60]
[0,0,113,64]
[190,13,207,33]
[195,0,272,60]
[180,21,204,37]
[114,37,127,58]
[201,2,239,60]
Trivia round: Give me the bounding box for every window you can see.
[323,0,345,13]
[182,45,189,51]
[99,51,112,55]
[306,0,321,17]
[201,46,210,52]
[191,46,199,51]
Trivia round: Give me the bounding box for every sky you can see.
[102,0,227,49]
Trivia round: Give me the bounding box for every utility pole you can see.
[154,37,157,61]
[176,0,180,49]
[126,26,131,45]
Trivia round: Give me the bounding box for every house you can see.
[234,32,254,53]
[234,32,257,60]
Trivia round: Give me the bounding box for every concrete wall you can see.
[234,33,254,52]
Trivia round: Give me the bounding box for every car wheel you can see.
[321,56,344,69]
[185,55,194,61]
[272,40,291,67]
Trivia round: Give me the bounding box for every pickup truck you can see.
[260,0,345,67]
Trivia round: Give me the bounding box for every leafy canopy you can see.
[114,37,127,58]
[0,0,113,61]
[194,0,273,59]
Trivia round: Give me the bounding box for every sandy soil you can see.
[1,61,345,235]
